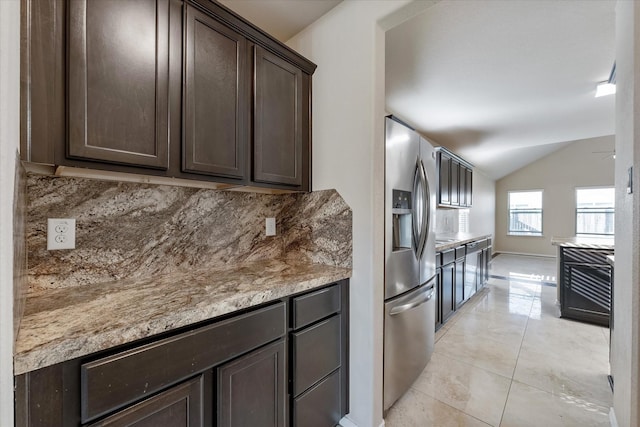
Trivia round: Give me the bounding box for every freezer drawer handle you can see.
[389,287,434,316]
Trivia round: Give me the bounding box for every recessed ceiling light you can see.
[595,81,616,98]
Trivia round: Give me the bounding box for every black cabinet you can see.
[438,152,451,205]
[559,247,612,326]
[217,339,286,427]
[87,375,204,427]
[183,5,247,179]
[15,280,349,427]
[450,160,460,206]
[436,247,464,327]
[441,261,455,323]
[436,148,473,208]
[290,284,348,426]
[455,253,465,310]
[253,46,305,188]
[22,0,315,192]
[67,0,171,169]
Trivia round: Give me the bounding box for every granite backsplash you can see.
[26,174,352,292]
[13,155,27,344]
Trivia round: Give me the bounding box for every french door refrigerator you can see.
[383,116,437,411]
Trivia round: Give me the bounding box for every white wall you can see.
[469,169,496,238]
[495,135,615,256]
[611,2,640,426]
[0,0,20,424]
[287,2,412,425]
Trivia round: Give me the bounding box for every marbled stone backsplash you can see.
[27,175,352,292]
[14,155,27,344]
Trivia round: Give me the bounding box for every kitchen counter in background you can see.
[551,236,615,249]
[435,232,493,251]
[15,259,350,375]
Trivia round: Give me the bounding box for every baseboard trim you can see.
[609,407,618,427]
[339,416,359,427]
[494,251,556,259]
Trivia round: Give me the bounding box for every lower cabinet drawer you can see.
[81,302,286,423]
[293,369,341,427]
[87,375,204,427]
[292,315,341,396]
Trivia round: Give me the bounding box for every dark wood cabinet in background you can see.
[67,0,170,169]
[183,5,247,179]
[436,148,473,208]
[450,160,460,206]
[21,0,316,192]
[441,261,455,323]
[438,152,451,205]
[455,254,465,310]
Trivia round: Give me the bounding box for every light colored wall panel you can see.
[495,135,614,256]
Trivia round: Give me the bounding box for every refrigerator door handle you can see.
[413,161,429,260]
[389,284,435,316]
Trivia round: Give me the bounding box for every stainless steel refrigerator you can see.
[383,116,437,411]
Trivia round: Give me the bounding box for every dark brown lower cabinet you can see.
[15,280,348,427]
[293,370,341,427]
[88,375,204,427]
[441,262,455,323]
[218,339,286,427]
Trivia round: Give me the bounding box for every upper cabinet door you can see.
[253,46,303,187]
[438,152,451,205]
[183,6,247,179]
[67,0,170,169]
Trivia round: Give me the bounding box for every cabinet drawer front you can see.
[455,245,466,260]
[293,369,341,427]
[441,249,455,265]
[81,302,286,423]
[292,284,340,329]
[292,315,341,396]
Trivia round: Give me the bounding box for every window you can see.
[576,187,615,236]
[508,191,543,236]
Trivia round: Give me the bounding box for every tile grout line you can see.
[407,386,494,427]
[497,279,536,427]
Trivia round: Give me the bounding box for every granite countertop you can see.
[14,259,351,375]
[551,236,615,250]
[435,232,493,251]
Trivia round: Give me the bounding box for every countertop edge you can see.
[550,236,615,249]
[14,264,351,375]
[436,233,493,252]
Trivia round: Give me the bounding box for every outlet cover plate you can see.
[47,218,76,250]
[265,218,276,236]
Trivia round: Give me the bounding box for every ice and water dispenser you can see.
[392,189,412,251]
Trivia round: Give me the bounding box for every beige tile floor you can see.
[385,254,612,427]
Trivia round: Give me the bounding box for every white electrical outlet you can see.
[47,218,76,250]
[265,217,276,236]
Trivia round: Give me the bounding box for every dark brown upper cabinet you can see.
[21,0,316,192]
[67,0,170,169]
[438,151,451,206]
[436,148,473,208]
[183,5,247,179]
[253,46,303,187]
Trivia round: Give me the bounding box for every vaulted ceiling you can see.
[219,0,616,180]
